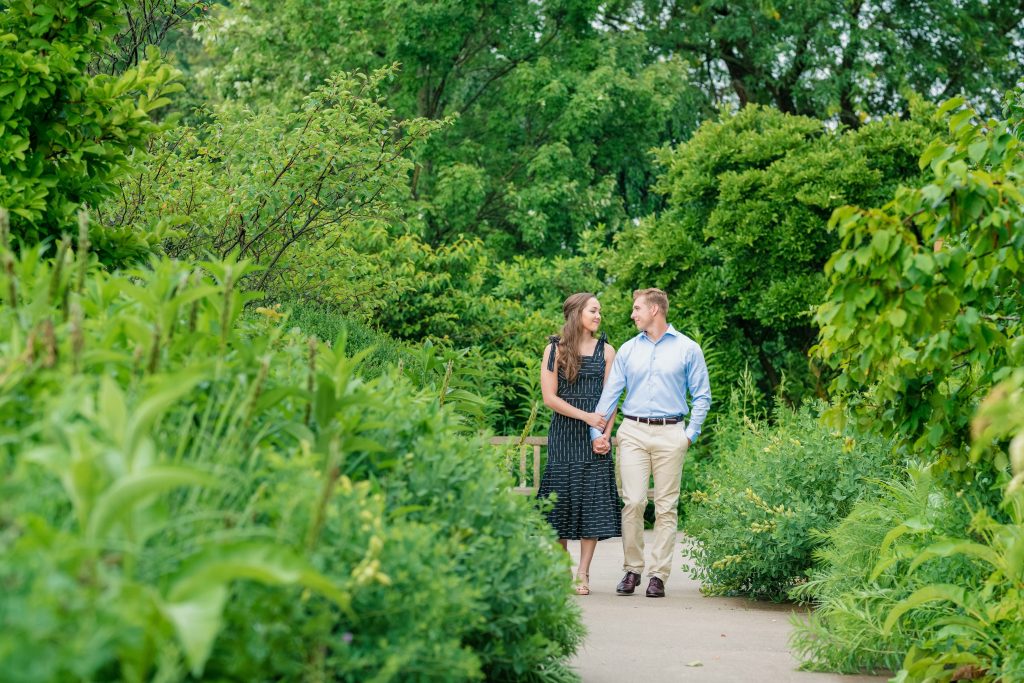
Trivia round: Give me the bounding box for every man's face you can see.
[631,296,657,331]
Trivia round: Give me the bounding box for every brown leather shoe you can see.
[616,571,642,595]
[646,577,665,598]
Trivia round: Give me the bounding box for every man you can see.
[589,288,711,598]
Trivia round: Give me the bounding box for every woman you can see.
[536,292,620,596]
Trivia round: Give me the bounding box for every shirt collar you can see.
[640,324,680,342]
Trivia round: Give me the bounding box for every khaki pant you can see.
[617,418,689,581]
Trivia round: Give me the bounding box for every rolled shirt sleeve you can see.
[589,348,628,441]
[683,346,712,443]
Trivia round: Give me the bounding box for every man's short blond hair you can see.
[633,288,669,316]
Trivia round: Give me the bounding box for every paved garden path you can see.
[569,532,889,683]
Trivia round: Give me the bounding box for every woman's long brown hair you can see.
[552,292,597,384]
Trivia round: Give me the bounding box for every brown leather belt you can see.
[623,414,684,425]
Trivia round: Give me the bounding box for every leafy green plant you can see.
[883,499,1024,683]
[875,374,1024,682]
[682,397,897,600]
[0,222,583,682]
[0,0,181,263]
[195,0,705,256]
[790,371,1024,679]
[789,468,982,674]
[275,299,417,378]
[815,91,1024,477]
[613,104,935,404]
[108,65,445,299]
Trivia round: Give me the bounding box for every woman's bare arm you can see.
[541,343,606,429]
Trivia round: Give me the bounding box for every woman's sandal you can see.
[574,573,590,596]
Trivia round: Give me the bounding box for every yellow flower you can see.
[255,306,285,320]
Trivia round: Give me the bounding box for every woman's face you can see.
[580,297,601,333]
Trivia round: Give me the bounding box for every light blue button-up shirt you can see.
[589,325,712,443]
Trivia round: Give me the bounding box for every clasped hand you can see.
[592,435,610,455]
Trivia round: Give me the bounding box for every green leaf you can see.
[907,540,1003,574]
[889,308,907,327]
[871,230,892,256]
[919,140,952,170]
[127,372,205,454]
[161,585,229,677]
[87,465,220,539]
[883,584,968,634]
[937,96,966,115]
[967,139,988,164]
[253,386,306,413]
[948,109,975,134]
[167,541,351,612]
[872,517,933,579]
[314,374,337,427]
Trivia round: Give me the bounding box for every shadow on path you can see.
[569,532,889,683]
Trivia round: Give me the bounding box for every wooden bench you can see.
[490,435,632,496]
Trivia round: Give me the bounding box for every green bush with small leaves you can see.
[611,104,937,405]
[0,0,181,263]
[682,397,898,601]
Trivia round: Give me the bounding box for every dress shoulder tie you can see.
[595,332,608,361]
[547,335,560,372]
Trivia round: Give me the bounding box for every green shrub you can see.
[791,363,1024,681]
[122,66,443,299]
[279,299,416,378]
[872,376,1024,682]
[814,91,1024,477]
[610,104,936,404]
[788,468,982,674]
[0,237,582,681]
[682,397,897,600]
[884,496,1024,682]
[277,300,498,431]
[0,0,180,263]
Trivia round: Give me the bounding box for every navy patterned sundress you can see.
[536,333,621,540]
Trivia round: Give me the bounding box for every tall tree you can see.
[192,0,709,255]
[610,104,936,402]
[615,0,1024,126]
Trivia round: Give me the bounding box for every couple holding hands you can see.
[537,288,712,598]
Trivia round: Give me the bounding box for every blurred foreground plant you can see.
[0,213,582,682]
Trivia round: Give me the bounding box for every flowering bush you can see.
[682,397,897,600]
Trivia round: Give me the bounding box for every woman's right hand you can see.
[584,412,607,429]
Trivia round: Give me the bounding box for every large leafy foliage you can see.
[815,94,1024,475]
[795,93,1024,679]
[0,230,584,681]
[793,384,1024,680]
[0,0,181,263]
[789,468,985,675]
[193,0,706,255]
[612,104,934,403]
[626,0,1024,125]
[105,66,444,299]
